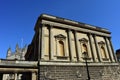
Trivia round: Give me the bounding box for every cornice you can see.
[39,14,111,34]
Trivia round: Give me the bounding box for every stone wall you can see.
[40,65,120,80]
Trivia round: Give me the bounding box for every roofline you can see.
[38,13,111,34]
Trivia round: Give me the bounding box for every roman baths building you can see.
[25,14,119,80]
[0,14,119,80]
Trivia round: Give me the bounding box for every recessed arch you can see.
[101,46,107,58]
[82,44,88,53]
[59,40,65,56]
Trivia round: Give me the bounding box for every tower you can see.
[6,47,12,58]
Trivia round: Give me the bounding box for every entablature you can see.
[41,20,111,37]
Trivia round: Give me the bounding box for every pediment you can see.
[98,41,105,45]
[54,34,66,40]
[79,38,88,42]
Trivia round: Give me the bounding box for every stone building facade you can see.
[25,14,119,80]
[116,49,120,62]
[3,44,27,80]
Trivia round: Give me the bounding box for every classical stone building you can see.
[0,14,119,80]
[25,14,119,80]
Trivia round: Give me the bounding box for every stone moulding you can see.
[39,61,119,66]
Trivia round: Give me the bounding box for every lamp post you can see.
[83,52,90,80]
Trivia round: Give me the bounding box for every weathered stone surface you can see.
[40,65,120,80]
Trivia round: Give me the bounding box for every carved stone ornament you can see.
[98,41,105,45]
[79,38,88,43]
[54,34,66,40]
[76,71,82,78]
[43,71,55,80]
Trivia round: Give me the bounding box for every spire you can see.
[7,47,12,57]
[20,44,27,60]
[16,43,19,52]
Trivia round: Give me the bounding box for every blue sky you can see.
[0,0,120,59]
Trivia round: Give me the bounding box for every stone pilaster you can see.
[93,35,102,62]
[32,72,37,80]
[49,25,54,60]
[104,37,113,62]
[41,24,45,60]
[108,37,117,62]
[14,73,17,80]
[67,29,74,61]
[87,33,96,62]
[38,26,41,60]
[74,31,80,61]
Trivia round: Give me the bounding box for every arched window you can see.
[59,41,65,56]
[101,46,107,58]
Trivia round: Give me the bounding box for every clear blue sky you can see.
[0,0,120,59]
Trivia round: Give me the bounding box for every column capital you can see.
[67,29,72,31]
[103,36,111,39]
[92,34,96,37]
[41,23,46,26]
[73,29,76,32]
[42,23,54,28]
[87,33,91,35]
[49,25,53,31]
[72,30,77,34]
[87,33,94,37]
[49,24,54,28]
